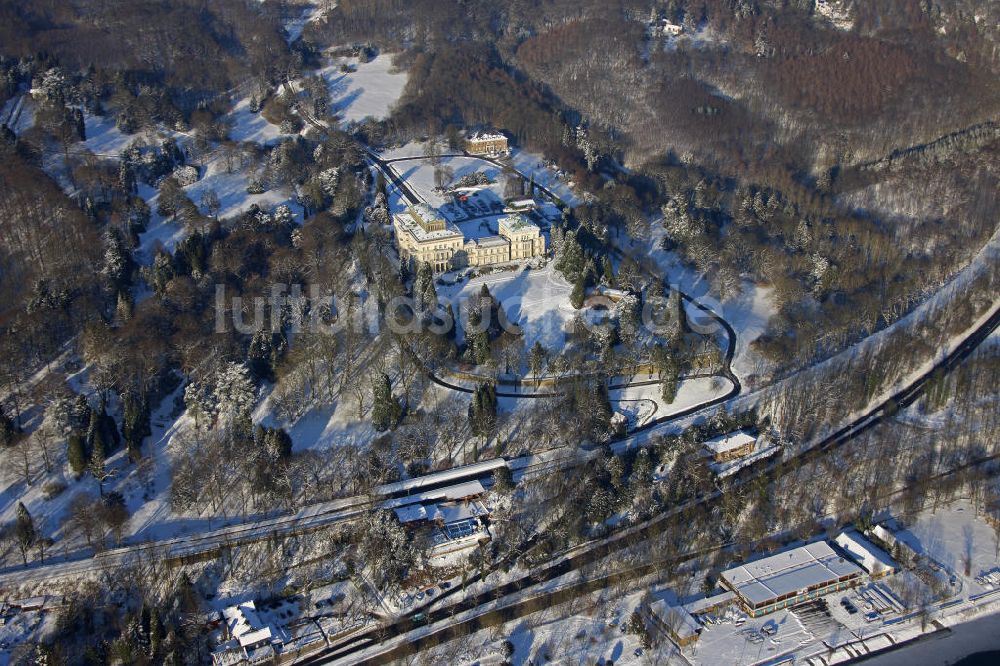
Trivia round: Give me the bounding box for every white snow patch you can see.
[80,114,134,156]
[226,96,294,146]
[610,376,733,426]
[316,53,408,124]
[437,263,575,352]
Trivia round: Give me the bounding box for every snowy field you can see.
[509,149,583,207]
[280,2,326,44]
[257,394,375,461]
[0,94,35,136]
[505,613,647,665]
[437,263,575,352]
[0,374,190,562]
[80,113,136,156]
[35,110,302,261]
[225,96,294,146]
[135,153,301,262]
[315,53,408,124]
[892,500,1000,595]
[371,579,651,666]
[185,154,302,223]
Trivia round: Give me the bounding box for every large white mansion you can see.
[393,204,546,272]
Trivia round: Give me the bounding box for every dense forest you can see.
[0,0,998,662]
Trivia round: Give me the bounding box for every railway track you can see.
[295,300,1000,664]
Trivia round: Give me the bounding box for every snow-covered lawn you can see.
[0,93,35,135]
[379,141,582,209]
[80,113,135,156]
[187,154,302,222]
[438,263,576,352]
[505,613,646,665]
[281,2,326,44]
[316,53,408,124]
[725,283,776,381]
[226,96,294,146]
[641,224,778,384]
[892,500,1000,593]
[0,375,190,561]
[509,149,583,207]
[263,401,375,457]
[117,385,190,542]
[379,141,440,161]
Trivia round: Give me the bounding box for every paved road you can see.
[366,150,741,409]
[374,150,570,207]
[296,301,1000,664]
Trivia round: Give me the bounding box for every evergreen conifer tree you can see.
[15,502,36,565]
[570,276,586,309]
[67,433,87,477]
[469,383,497,439]
[371,373,401,432]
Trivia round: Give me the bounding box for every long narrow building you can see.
[719,541,864,617]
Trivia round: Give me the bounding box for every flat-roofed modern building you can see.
[720,541,864,617]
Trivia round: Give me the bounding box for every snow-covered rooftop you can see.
[721,541,863,607]
[222,601,265,639]
[393,504,430,523]
[702,430,756,454]
[683,590,736,615]
[377,460,502,496]
[470,235,509,248]
[649,599,700,641]
[433,501,488,524]
[507,198,536,209]
[834,530,896,577]
[498,214,539,235]
[394,211,463,242]
[468,131,506,142]
[237,627,273,648]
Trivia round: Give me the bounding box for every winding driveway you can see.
[365,149,743,422]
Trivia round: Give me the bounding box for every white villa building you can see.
[393,205,545,273]
[464,131,509,156]
[393,204,466,273]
